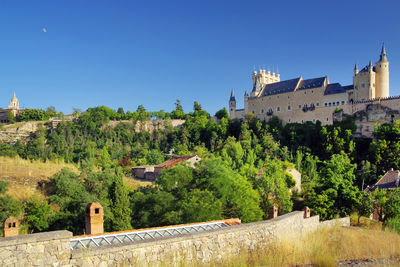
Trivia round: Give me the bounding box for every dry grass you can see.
[197,225,400,267]
[123,177,153,191]
[0,156,79,200]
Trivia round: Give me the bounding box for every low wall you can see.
[0,212,350,266]
[0,230,72,266]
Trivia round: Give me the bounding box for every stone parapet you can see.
[0,230,72,266]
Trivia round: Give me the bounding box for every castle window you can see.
[288,106,291,110]
[277,96,279,99]
[288,119,291,122]
[252,111,255,114]
[329,103,332,106]
[362,83,365,88]
[312,90,314,93]
[261,109,264,113]
[336,102,339,106]
[341,101,345,105]
[316,103,319,106]
[277,107,280,112]
[301,120,304,123]
[325,103,327,107]
[304,91,306,94]
[288,96,290,99]
[326,118,329,121]
[333,102,335,106]
[230,108,233,111]
[298,105,301,108]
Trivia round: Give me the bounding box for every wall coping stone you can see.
[71,211,307,258]
[0,230,72,247]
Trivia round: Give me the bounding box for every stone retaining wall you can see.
[0,212,350,266]
[0,230,72,266]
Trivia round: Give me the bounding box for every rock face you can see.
[107,119,185,133]
[0,121,46,144]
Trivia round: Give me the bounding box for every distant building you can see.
[229,44,391,125]
[365,168,400,221]
[132,155,201,181]
[0,92,21,123]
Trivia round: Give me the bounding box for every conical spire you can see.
[244,90,248,97]
[12,92,16,99]
[380,43,388,61]
[230,89,236,101]
[354,63,358,71]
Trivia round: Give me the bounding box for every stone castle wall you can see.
[0,211,349,266]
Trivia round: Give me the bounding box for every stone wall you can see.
[0,230,72,266]
[0,212,350,266]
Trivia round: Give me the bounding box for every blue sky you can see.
[1,0,399,115]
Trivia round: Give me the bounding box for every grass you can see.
[123,176,153,191]
[0,156,79,200]
[197,223,400,267]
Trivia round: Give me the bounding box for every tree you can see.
[0,181,23,229]
[46,106,57,113]
[306,153,360,219]
[25,197,53,232]
[355,192,374,224]
[171,100,186,119]
[215,108,229,120]
[6,111,15,123]
[109,172,132,231]
[181,189,222,223]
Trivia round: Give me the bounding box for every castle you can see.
[0,93,21,123]
[229,44,390,125]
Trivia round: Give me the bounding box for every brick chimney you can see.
[85,202,104,235]
[303,206,311,218]
[268,206,278,219]
[3,217,19,237]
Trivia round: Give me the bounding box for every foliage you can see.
[24,197,53,232]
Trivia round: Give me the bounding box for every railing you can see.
[70,220,236,250]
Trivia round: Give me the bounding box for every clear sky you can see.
[1,0,399,115]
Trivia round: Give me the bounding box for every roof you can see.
[155,155,198,169]
[261,77,301,96]
[324,83,347,95]
[297,77,326,90]
[366,169,400,192]
[260,77,326,96]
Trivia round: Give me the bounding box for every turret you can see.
[354,63,359,75]
[244,90,249,114]
[375,43,389,98]
[229,89,236,118]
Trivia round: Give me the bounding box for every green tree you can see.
[6,111,15,123]
[109,172,132,231]
[181,189,223,223]
[171,100,186,119]
[354,192,374,224]
[215,108,229,120]
[24,197,53,232]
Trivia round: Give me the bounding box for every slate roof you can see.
[324,83,347,95]
[297,77,326,90]
[359,65,376,73]
[260,77,326,96]
[261,77,301,96]
[366,169,400,192]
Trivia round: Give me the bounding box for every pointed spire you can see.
[380,43,388,61]
[354,63,359,75]
[244,90,248,97]
[230,89,236,101]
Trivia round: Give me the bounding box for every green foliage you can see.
[355,192,374,224]
[109,172,132,231]
[18,109,53,121]
[24,197,53,232]
[6,111,15,123]
[171,99,186,119]
[306,153,360,219]
[215,107,229,119]
[0,182,23,228]
[386,216,400,234]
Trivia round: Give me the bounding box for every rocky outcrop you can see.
[0,121,47,144]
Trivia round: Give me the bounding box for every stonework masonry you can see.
[0,211,350,266]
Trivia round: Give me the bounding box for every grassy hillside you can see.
[0,156,151,200]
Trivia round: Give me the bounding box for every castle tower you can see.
[354,63,359,75]
[375,43,390,98]
[85,202,104,235]
[353,60,376,101]
[3,217,19,237]
[229,89,236,118]
[244,90,249,114]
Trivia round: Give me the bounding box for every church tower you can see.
[229,89,236,118]
[375,43,390,98]
[8,92,20,116]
